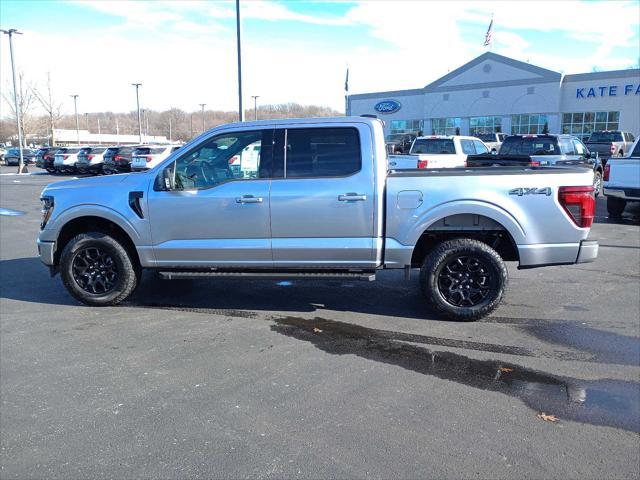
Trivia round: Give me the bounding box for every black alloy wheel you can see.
[436,255,492,307]
[71,247,118,294]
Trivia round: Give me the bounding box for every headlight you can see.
[40,195,54,230]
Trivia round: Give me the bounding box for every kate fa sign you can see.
[374,99,402,114]
[576,83,640,99]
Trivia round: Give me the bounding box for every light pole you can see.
[70,95,80,145]
[131,83,142,143]
[199,103,206,132]
[1,28,26,173]
[236,0,244,121]
[251,95,259,121]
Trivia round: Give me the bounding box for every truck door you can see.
[146,128,274,268]
[269,125,377,268]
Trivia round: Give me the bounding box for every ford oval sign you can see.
[374,99,402,114]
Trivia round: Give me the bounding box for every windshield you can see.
[411,139,455,154]
[134,147,167,155]
[477,134,496,142]
[588,132,623,142]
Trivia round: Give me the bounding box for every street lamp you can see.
[70,95,80,145]
[1,28,26,173]
[199,103,206,132]
[131,83,142,143]
[236,0,244,122]
[251,95,259,121]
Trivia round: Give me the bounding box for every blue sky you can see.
[1,0,638,115]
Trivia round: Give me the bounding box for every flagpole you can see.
[344,65,350,116]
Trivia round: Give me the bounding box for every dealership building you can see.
[347,52,640,139]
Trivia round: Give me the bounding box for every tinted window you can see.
[411,139,455,154]
[90,147,107,154]
[559,138,576,155]
[500,137,559,155]
[134,147,167,155]
[284,128,361,178]
[460,139,476,155]
[589,132,623,142]
[632,142,640,157]
[477,134,496,142]
[628,133,635,142]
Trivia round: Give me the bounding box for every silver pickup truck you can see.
[37,117,598,321]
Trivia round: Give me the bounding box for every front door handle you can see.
[236,195,263,204]
[338,193,367,202]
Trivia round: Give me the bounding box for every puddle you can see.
[270,316,640,433]
[0,208,26,216]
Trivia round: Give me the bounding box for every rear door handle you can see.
[338,193,367,202]
[236,195,263,204]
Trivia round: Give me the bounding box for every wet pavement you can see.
[1,166,639,479]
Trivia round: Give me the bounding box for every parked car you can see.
[498,134,604,195]
[4,148,36,166]
[385,133,417,154]
[75,146,109,174]
[603,137,640,217]
[37,117,598,321]
[476,132,507,153]
[130,144,182,171]
[53,147,83,173]
[388,135,490,169]
[102,145,141,174]
[586,131,635,161]
[35,147,60,172]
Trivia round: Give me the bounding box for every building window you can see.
[469,116,502,136]
[390,119,423,134]
[561,111,619,137]
[432,117,461,135]
[511,114,549,134]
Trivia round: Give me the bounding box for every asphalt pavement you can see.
[1,166,639,479]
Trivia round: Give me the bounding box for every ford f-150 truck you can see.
[37,117,598,321]
[586,131,635,161]
[603,137,640,216]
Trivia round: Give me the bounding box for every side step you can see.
[158,270,376,281]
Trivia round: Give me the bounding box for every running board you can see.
[158,271,376,281]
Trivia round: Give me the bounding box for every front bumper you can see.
[37,239,56,266]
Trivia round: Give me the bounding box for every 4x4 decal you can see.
[509,187,552,196]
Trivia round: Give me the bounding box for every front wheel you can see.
[60,232,138,306]
[420,239,508,321]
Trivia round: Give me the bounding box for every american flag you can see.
[484,17,493,47]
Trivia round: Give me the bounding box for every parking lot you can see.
[1,166,639,479]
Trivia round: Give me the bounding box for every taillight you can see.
[603,163,610,181]
[88,155,94,161]
[417,159,428,169]
[610,144,616,153]
[146,156,153,163]
[114,155,123,162]
[558,186,595,228]
[529,160,541,167]
[63,155,69,160]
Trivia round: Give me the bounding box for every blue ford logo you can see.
[374,99,401,114]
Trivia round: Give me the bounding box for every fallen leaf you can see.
[537,412,558,422]
[313,327,323,333]
[499,367,513,373]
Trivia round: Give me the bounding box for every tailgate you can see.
[388,154,417,169]
[607,158,640,188]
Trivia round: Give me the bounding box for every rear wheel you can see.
[420,239,508,321]
[593,170,603,196]
[607,196,626,217]
[60,232,138,306]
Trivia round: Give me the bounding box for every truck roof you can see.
[216,116,383,130]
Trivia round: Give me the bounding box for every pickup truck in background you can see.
[476,132,507,153]
[604,137,640,216]
[385,132,417,154]
[37,117,598,321]
[585,131,635,161]
[388,135,490,169]
[498,134,603,195]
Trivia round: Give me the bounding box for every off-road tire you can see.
[60,232,137,306]
[606,196,626,217]
[419,238,508,321]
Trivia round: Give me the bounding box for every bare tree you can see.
[2,71,37,147]
[31,72,63,146]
